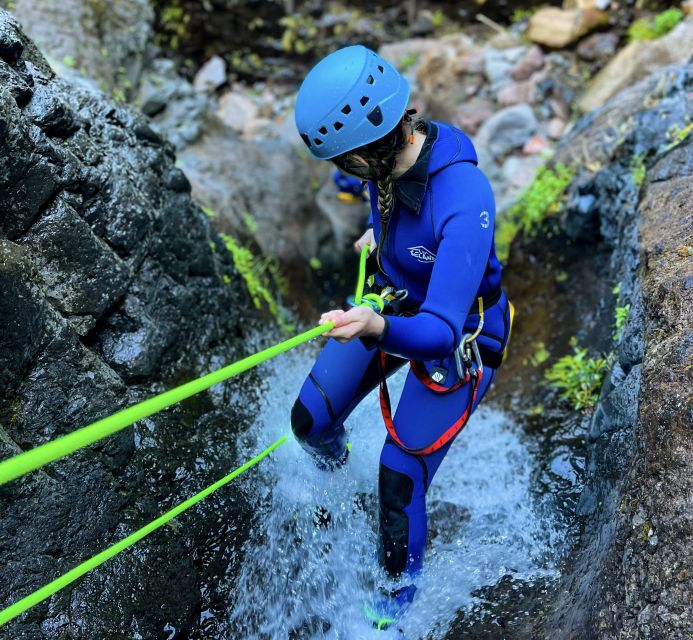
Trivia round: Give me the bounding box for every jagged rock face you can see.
[542,65,693,638]
[0,9,264,638]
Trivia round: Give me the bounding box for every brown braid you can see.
[332,111,427,275]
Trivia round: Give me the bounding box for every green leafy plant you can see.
[613,304,631,342]
[628,8,683,42]
[219,232,294,333]
[496,163,575,262]
[545,338,609,410]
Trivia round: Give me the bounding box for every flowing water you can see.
[224,344,563,639]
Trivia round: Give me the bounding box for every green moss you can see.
[202,206,217,219]
[665,121,693,151]
[631,153,646,187]
[526,404,544,416]
[545,337,609,410]
[62,55,77,68]
[219,232,294,333]
[309,257,322,270]
[242,212,258,235]
[495,163,575,262]
[628,8,683,42]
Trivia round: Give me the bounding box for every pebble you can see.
[193,55,227,93]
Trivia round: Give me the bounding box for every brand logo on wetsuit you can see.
[408,246,436,263]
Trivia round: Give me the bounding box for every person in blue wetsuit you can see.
[292,45,512,627]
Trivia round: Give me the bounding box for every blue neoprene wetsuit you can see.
[291,121,511,578]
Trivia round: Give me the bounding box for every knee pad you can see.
[378,463,414,576]
[290,398,313,441]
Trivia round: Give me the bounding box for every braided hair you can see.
[333,110,426,274]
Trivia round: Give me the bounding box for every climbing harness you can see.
[377,291,515,457]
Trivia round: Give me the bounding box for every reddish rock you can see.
[510,45,545,81]
[577,31,619,62]
[523,134,550,154]
[453,100,495,135]
[497,80,533,106]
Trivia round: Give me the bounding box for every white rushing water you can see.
[225,345,560,639]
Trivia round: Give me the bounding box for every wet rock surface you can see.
[0,9,265,638]
[540,65,692,638]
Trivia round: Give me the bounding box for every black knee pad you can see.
[378,463,414,576]
[291,398,313,440]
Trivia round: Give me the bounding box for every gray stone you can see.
[192,55,227,93]
[474,103,538,159]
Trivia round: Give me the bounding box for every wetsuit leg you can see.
[378,366,497,577]
[291,338,405,468]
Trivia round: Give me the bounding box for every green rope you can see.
[0,435,287,627]
[0,324,332,486]
[354,243,370,305]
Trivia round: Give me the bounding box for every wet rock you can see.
[577,20,693,113]
[576,31,619,63]
[527,7,608,49]
[544,64,693,640]
[193,55,227,93]
[0,10,261,638]
[510,45,544,82]
[474,103,537,160]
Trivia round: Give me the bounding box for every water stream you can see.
[224,344,563,639]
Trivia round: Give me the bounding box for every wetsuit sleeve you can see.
[378,163,495,361]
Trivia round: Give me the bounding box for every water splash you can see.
[225,345,560,639]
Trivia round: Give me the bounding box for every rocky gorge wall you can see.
[506,64,692,638]
[0,9,267,638]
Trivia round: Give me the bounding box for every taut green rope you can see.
[0,435,287,627]
[0,324,331,486]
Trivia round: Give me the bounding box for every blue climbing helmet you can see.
[295,45,411,160]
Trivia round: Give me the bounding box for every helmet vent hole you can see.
[377,65,384,73]
[300,133,312,148]
[341,104,351,114]
[367,105,383,126]
[366,74,374,85]
[313,138,323,146]
[360,96,370,106]
[333,121,343,131]
[318,126,327,135]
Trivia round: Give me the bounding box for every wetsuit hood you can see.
[394,121,477,213]
[427,121,478,175]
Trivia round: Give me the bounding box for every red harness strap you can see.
[378,352,482,456]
